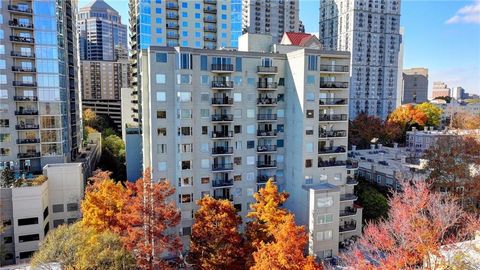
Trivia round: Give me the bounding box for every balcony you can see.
[213,194,233,201]
[257,130,277,137]
[18,152,41,159]
[15,124,39,130]
[11,51,35,58]
[257,114,277,121]
[10,36,34,43]
[8,5,33,13]
[211,114,233,122]
[15,109,38,115]
[257,66,278,74]
[320,65,349,73]
[257,97,277,105]
[212,146,233,155]
[319,98,348,106]
[339,221,357,233]
[16,138,40,144]
[9,20,34,29]
[165,3,179,9]
[318,146,346,154]
[212,179,234,188]
[166,13,179,19]
[318,160,346,168]
[212,163,233,171]
[204,36,217,42]
[211,81,234,89]
[340,207,357,217]
[346,176,359,185]
[167,33,179,39]
[346,161,359,170]
[257,160,277,168]
[211,131,233,138]
[204,26,217,32]
[204,0,217,4]
[211,64,234,73]
[257,145,277,153]
[211,97,233,105]
[13,81,37,87]
[257,82,278,90]
[319,130,347,138]
[320,81,349,89]
[14,96,37,101]
[319,114,348,122]
[12,66,36,72]
[340,194,358,202]
[204,7,217,13]
[166,24,179,29]
[204,17,217,23]
[257,175,276,183]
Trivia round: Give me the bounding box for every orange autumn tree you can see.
[189,196,245,269]
[123,168,182,270]
[81,170,132,234]
[388,104,427,130]
[342,180,480,270]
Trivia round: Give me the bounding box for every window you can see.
[278,78,285,86]
[67,203,78,212]
[277,109,285,118]
[3,236,12,244]
[262,58,272,67]
[308,55,318,70]
[180,53,192,69]
[247,109,255,118]
[200,55,208,70]
[316,230,332,241]
[233,93,242,102]
[157,110,167,119]
[305,176,313,185]
[200,143,209,153]
[0,134,11,143]
[18,217,38,226]
[317,197,333,208]
[200,93,209,102]
[181,161,191,170]
[156,74,166,84]
[234,109,242,119]
[182,227,191,236]
[53,219,64,228]
[177,74,192,84]
[247,141,255,149]
[0,89,6,99]
[157,128,167,136]
[236,57,242,71]
[179,194,193,203]
[43,207,49,220]
[306,92,315,101]
[156,92,166,101]
[200,109,210,118]
[306,110,314,118]
[306,75,315,85]
[178,177,192,187]
[19,234,39,243]
[246,156,255,165]
[305,159,312,168]
[0,75,6,84]
[157,144,167,154]
[201,159,209,168]
[306,126,314,135]
[317,214,334,224]
[235,141,242,150]
[201,177,210,184]
[177,109,192,119]
[19,251,35,259]
[277,139,284,147]
[201,75,209,85]
[202,126,208,135]
[179,127,192,136]
[156,53,167,62]
[234,157,242,165]
[177,92,191,102]
[306,143,313,153]
[234,125,241,134]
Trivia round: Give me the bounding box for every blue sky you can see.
[80,0,480,95]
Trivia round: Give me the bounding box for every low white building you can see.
[406,127,480,155]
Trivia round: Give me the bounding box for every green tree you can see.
[356,182,389,222]
[415,102,443,127]
[0,167,15,188]
[99,135,126,181]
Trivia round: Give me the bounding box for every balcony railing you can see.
[15,109,38,115]
[257,130,277,137]
[319,114,348,121]
[213,194,233,201]
[319,98,348,105]
[11,51,35,58]
[257,175,276,183]
[12,66,36,72]
[346,161,359,169]
[340,194,358,201]
[211,131,233,138]
[8,5,33,13]
[212,163,233,171]
[17,138,40,144]
[9,20,34,28]
[204,7,217,13]
[340,207,357,217]
[166,24,179,29]
[257,97,277,105]
[166,13,179,19]
[211,81,234,88]
[257,160,277,168]
[18,152,41,159]
[166,33,179,39]
[339,221,357,232]
[204,0,217,4]
[318,146,346,154]
[15,124,39,130]
[257,145,277,152]
[13,81,37,87]
[320,81,349,89]
[319,130,347,138]
[211,97,233,105]
[10,36,34,43]
[318,160,346,168]
[257,66,278,73]
[165,3,179,9]
[320,65,349,72]
[257,82,278,89]
[204,26,217,32]
[257,114,277,121]
[14,96,37,101]
[204,36,217,42]
[212,146,233,155]
[211,64,233,72]
[211,114,233,122]
[346,176,359,185]
[204,17,217,23]
[212,179,234,187]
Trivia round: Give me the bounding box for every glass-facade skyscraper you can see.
[0,0,81,173]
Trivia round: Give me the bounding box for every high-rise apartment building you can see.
[0,0,81,173]
[402,68,428,104]
[318,0,402,119]
[451,86,465,101]
[241,0,303,42]
[78,0,128,61]
[432,81,450,99]
[139,33,362,258]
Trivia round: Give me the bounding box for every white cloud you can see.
[446,0,480,24]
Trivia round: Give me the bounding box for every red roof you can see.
[284,32,313,46]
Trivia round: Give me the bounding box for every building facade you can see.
[402,67,428,104]
[451,86,466,101]
[432,81,450,99]
[318,0,402,119]
[241,0,303,43]
[0,0,81,174]
[139,33,361,258]
[77,0,128,61]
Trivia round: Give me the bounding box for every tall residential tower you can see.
[319,0,402,119]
